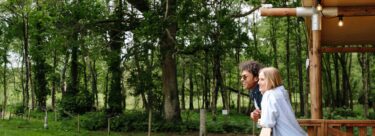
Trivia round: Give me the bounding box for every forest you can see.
[0,0,374,135]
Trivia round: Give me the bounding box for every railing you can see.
[298,119,375,136]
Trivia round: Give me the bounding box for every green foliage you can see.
[59,93,78,116]
[81,111,150,131]
[369,112,375,120]
[79,110,254,133]
[12,104,26,116]
[80,112,107,130]
[59,90,95,115]
[326,108,358,119]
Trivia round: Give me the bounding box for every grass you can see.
[0,117,118,136]
[0,110,256,136]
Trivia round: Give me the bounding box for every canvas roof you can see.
[302,0,375,46]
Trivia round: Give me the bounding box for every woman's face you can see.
[258,71,269,92]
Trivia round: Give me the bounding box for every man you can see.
[239,60,263,121]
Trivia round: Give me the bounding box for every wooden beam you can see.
[338,6,375,16]
[260,6,375,17]
[327,127,346,136]
[320,47,375,53]
[260,8,297,16]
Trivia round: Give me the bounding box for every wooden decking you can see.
[298,119,375,136]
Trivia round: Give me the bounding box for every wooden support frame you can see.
[338,6,375,16]
[260,6,375,17]
[298,119,375,136]
[260,3,375,121]
[309,13,323,119]
[320,47,375,53]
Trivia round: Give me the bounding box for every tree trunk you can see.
[358,53,369,118]
[296,23,304,116]
[348,54,353,109]
[22,13,30,110]
[107,0,124,115]
[270,18,278,68]
[323,54,334,109]
[338,53,351,108]
[160,0,181,122]
[189,64,194,110]
[52,49,57,110]
[104,71,109,110]
[203,50,210,109]
[2,48,7,119]
[251,13,259,59]
[21,53,26,111]
[181,65,186,110]
[30,61,35,110]
[146,47,154,112]
[333,53,341,107]
[34,2,48,110]
[212,51,225,120]
[286,16,291,103]
[90,60,99,109]
[305,66,310,117]
[194,71,200,109]
[83,56,88,99]
[302,20,310,117]
[236,46,241,113]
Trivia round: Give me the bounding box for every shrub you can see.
[80,112,106,130]
[330,108,357,119]
[13,104,26,116]
[369,112,375,120]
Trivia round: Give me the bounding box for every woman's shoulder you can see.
[267,86,286,99]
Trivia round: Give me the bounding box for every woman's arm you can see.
[258,93,278,128]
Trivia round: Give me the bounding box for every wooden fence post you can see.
[148,110,152,136]
[199,109,206,136]
[77,114,80,133]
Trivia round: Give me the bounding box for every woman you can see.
[257,67,306,136]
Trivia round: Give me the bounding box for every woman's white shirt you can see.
[258,86,307,136]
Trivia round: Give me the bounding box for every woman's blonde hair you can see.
[260,67,283,89]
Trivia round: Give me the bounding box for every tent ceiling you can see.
[303,0,375,7]
[302,0,375,46]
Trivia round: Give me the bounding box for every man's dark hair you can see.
[239,60,263,77]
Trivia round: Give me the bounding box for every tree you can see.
[359,53,370,118]
[105,0,124,115]
[159,0,181,122]
[30,0,48,111]
[0,27,9,119]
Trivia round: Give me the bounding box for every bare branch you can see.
[231,5,261,18]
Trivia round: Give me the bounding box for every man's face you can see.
[241,70,258,90]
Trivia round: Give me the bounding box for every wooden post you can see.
[310,12,323,119]
[346,126,353,135]
[44,109,48,129]
[148,110,152,136]
[358,127,366,136]
[199,109,206,136]
[77,115,80,133]
[54,109,57,121]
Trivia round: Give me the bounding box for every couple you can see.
[240,61,306,136]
